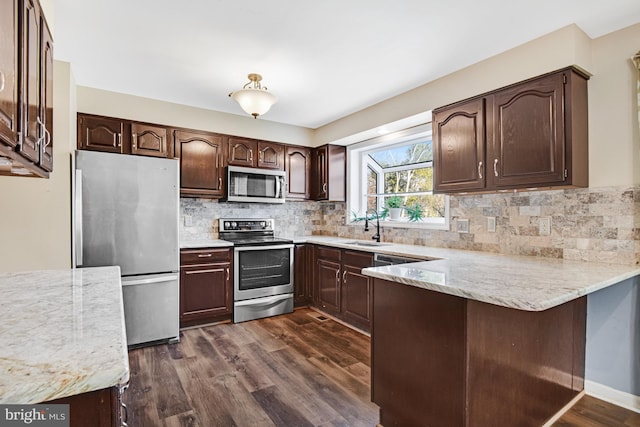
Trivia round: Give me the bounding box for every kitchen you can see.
[1,0,640,426]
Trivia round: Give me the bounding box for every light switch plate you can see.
[457,219,470,233]
[539,217,551,236]
[487,216,496,233]
[184,215,193,227]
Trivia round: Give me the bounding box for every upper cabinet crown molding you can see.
[433,67,589,194]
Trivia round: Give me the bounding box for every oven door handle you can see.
[235,293,292,307]
[234,244,294,252]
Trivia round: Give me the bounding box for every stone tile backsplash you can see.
[181,185,640,266]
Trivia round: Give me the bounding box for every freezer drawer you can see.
[122,273,179,346]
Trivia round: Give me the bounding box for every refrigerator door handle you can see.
[75,169,84,267]
[121,274,179,287]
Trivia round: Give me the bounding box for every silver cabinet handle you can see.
[36,116,45,147]
[226,267,230,282]
[197,253,212,257]
[0,71,4,92]
[342,270,347,283]
[117,133,122,147]
[494,159,498,177]
[132,133,137,150]
[218,177,222,189]
[322,183,327,193]
[249,149,253,162]
[478,161,483,179]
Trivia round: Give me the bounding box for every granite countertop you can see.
[297,236,640,312]
[0,266,130,404]
[180,239,234,249]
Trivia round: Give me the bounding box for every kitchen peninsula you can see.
[0,267,129,425]
[300,236,640,426]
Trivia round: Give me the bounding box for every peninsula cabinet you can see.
[47,386,124,427]
[180,248,233,327]
[372,278,586,426]
[313,246,373,332]
[0,0,53,178]
[285,145,312,199]
[433,67,589,193]
[174,129,225,198]
[312,144,346,201]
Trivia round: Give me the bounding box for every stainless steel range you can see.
[219,218,294,323]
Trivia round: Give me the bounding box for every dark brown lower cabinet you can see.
[294,244,312,306]
[180,248,232,327]
[46,386,123,427]
[312,245,373,332]
[372,278,586,427]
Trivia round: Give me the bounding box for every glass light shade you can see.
[231,88,277,118]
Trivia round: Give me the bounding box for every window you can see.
[347,124,448,229]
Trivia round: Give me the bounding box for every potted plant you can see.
[385,196,403,220]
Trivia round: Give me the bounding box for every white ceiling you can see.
[53,0,640,129]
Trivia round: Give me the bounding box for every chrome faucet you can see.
[364,209,381,243]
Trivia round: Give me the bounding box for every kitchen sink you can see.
[343,241,393,247]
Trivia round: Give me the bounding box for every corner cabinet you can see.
[312,144,346,201]
[174,129,225,198]
[0,0,53,178]
[433,67,589,193]
[180,248,233,327]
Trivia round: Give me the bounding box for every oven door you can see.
[234,244,294,301]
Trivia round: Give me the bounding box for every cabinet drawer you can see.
[180,248,231,264]
[315,246,341,261]
[343,250,374,268]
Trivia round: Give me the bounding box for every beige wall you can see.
[315,23,640,187]
[0,61,76,273]
[77,87,314,147]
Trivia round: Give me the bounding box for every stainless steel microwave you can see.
[225,165,287,203]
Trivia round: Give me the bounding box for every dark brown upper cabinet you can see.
[131,122,168,158]
[433,67,588,194]
[433,98,486,193]
[227,137,284,170]
[312,144,346,201]
[257,140,284,170]
[78,114,126,153]
[0,0,19,150]
[226,137,256,167]
[0,0,53,178]
[285,145,312,199]
[174,129,225,198]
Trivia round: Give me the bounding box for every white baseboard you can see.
[585,380,640,413]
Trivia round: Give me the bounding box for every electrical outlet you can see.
[487,216,496,233]
[184,215,193,227]
[539,217,551,236]
[456,219,470,233]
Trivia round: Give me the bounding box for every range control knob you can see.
[224,221,231,229]
[231,222,237,229]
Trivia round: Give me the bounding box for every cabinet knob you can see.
[493,159,499,177]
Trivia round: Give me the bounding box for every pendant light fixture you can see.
[229,73,277,119]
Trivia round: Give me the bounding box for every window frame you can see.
[346,123,449,230]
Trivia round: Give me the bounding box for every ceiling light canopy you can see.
[229,73,277,119]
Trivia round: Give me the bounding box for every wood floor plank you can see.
[123,307,636,427]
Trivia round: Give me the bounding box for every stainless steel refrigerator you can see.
[74,150,180,347]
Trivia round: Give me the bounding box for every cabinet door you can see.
[341,250,374,331]
[257,140,284,170]
[131,123,168,158]
[316,258,341,315]
[433,97,485,193]
[294,244,311,306]
[227,137,257,167]
[285,145,311,199]
[78,114,125,153]
[19,0,41,163]
[312,145,328,200]
[38,16,53,171]
[488,72,565,188]
[180,263,232,325]
[0,0,19,148]
[174,130,224,197]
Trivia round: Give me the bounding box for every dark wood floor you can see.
[124,308,639,427]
